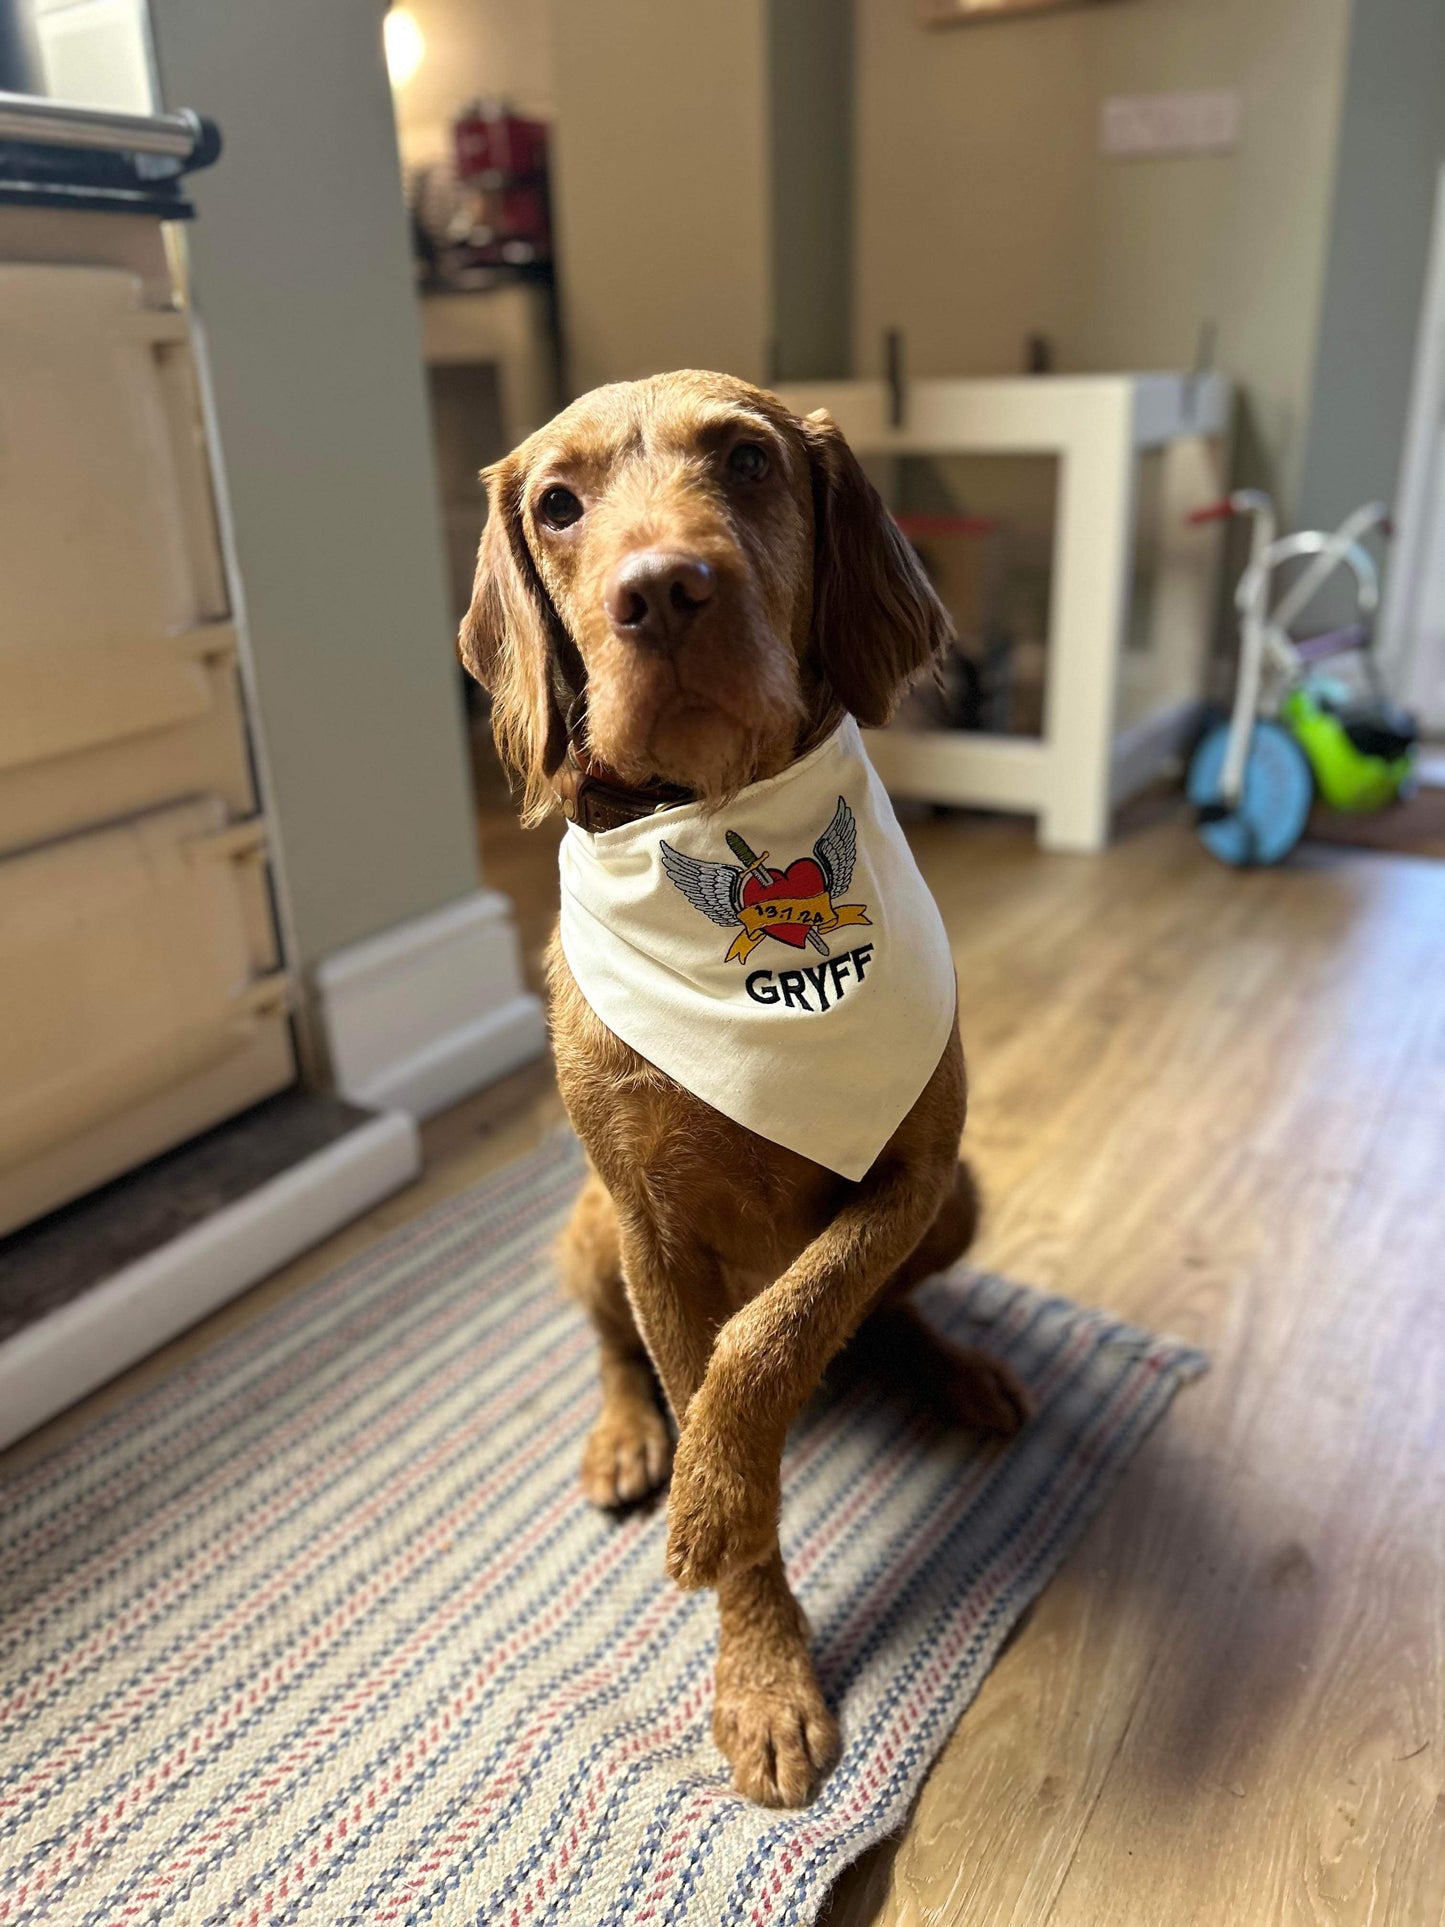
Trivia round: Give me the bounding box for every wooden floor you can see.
[831,812,1445,1926]
[8,801,1444,1926]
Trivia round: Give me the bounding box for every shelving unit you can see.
[779,373,1232,852]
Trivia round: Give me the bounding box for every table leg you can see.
[1039,389,1137,853]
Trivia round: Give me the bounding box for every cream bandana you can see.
[557,716,957,1181]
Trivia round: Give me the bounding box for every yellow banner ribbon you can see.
[725,893,871,965]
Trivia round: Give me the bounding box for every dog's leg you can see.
[558,1174,672,1508]
[606,1214,841,1804]
[610,1225,729,1423]
[713,1551,841,1807]
[657,1155,952,1805]
[887,1155,983,1290]
[856,1160,1032,1433]
[663,1148,954,1593]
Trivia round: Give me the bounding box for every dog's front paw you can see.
[580,1396,672,1509]
[664,1425,777,1590]
[714,1673,841,1808]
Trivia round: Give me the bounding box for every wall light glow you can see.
[384,7,426,88]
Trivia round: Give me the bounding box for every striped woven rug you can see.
[0,1133,1204,1927]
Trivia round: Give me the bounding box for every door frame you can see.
[1382,163,1445,733]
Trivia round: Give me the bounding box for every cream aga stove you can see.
[0,97,420,1445]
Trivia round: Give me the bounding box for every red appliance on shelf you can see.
[451,99,551,267]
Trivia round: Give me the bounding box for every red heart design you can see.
[741,857,827,948]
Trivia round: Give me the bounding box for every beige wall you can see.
[549,0,771,395]
[390,0,554,174]
[855,0,1352,508]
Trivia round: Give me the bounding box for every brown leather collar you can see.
[561,746,695,834]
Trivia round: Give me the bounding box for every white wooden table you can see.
[778,375,1231,852]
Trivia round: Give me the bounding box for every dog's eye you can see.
[727,442,769,482]
[537,485,583,529]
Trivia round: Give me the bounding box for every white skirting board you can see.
[315,889,547,1119]
[0,1108,421,1452]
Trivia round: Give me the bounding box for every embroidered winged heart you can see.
[660,796,872,965]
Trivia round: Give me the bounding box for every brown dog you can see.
[460,370,1028,1807]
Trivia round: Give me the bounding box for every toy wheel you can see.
[1186,720,1314,867]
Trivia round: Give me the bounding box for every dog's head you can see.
[460,370,952,817]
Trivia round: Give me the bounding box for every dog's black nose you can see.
[604,550,714,651]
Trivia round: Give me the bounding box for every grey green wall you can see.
[1296,0,1445,528]
[768,0,854,382]
[146,0,480,973]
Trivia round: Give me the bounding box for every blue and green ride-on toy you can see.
[1185,493,1417,867]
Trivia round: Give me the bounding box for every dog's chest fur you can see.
[546,929,843,1300]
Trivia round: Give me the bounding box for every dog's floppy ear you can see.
[459,453,569,820]
[800,409,954,726]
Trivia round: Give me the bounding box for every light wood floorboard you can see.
[830,818,1445,1926]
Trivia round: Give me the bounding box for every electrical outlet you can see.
[1100,90,1242,159]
